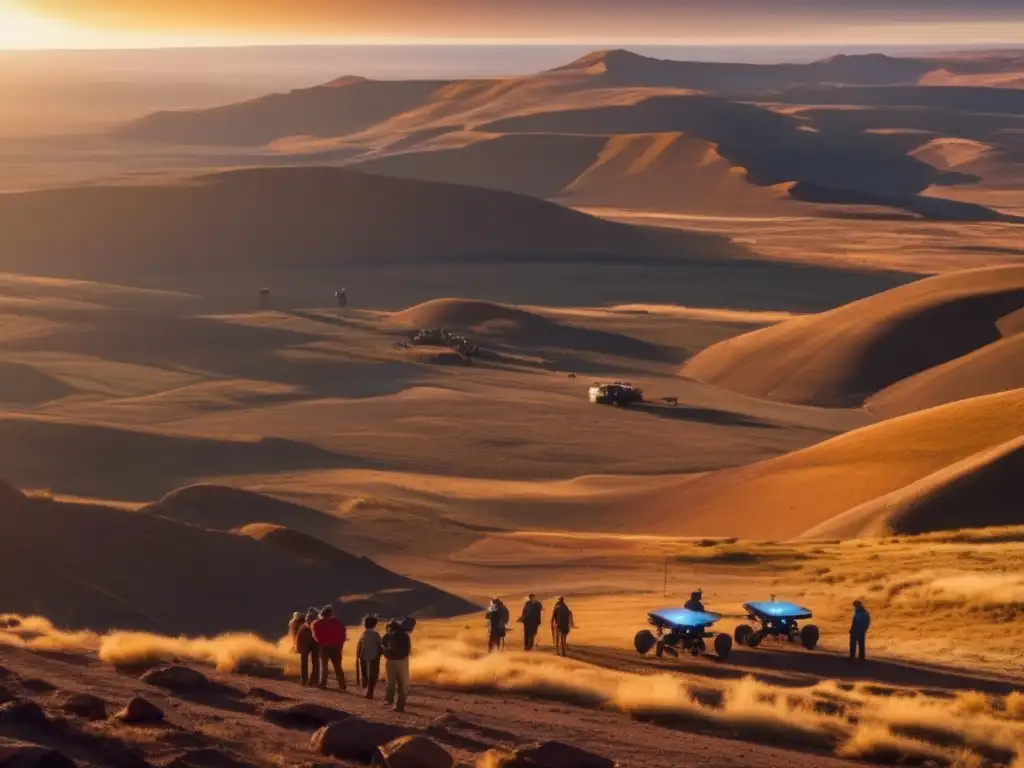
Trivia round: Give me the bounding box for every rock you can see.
[140,665,209,692]
[311,717,414,761]
[166,748,253,767]
[513,742,615,768]
[59,692,107,720]
[116,697,164,724]
[20,680,56,695]
[0,700,48,727]
[264,703,347,731]
[0,742,76,767]
[246,687,287,703]
[373,735,453,768]
[473,751,527,768]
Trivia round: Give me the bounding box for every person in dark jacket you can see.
[486,598,510,652]
[551,597,575,657]
[849,600,871,662]
[518,594,543,651]
[295,608,320,686]
[684,590,705,612]
[382,619,412,712]
[355,614,382,699]
[312,606,347,690]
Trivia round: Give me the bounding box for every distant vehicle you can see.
[634,607,732,660]
[735,600,819,650]
[588,382,644,406]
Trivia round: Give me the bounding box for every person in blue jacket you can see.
[849,600,871,661]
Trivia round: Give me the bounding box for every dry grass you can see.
[2,614,1022,765]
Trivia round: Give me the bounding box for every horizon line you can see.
[4,40,1024,54]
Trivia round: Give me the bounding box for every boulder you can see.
[311,717,413,761]
[59,692,107,720]
[0,700,47,727]
[373,735,452,768]
[264,703,347,731]
[166,748,252,767]
[512,742,615,768]
[140,666,209,693]
[0,742,76,767]
[246,687,287,703]
[473,752,527,768]
[116,697,164,724]
[20,680,56,695]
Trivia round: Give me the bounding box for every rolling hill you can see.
[104,49,1024,220]
[0,482,475,635]
[631,388,1024,539]
[0,166,679,279]
[683,266,1024,410]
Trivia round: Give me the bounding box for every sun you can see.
[0,0,108,49]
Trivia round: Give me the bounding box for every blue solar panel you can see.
[744,601,812,619]
[648,608,722,628]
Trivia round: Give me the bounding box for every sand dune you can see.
[683,266,1024,408]
[868,332,1024,417]
[354,132,607,198]
[799,434,1024,539]
[0,484,473,634]
[355,131,801,216]
[0,166,677,279]
[478,97,984,209]
[388,298,678,362]
[630,389,1024,539]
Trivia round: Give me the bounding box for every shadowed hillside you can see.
[0,166,678,279]
[116,77,450,145]
[0,485,475,635]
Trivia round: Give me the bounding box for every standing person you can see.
[295,608,320,687]
[849,600,871,662]
[312,606,347,690]
[382,619,412,713]
[355,615,382,700]
[518,594,543,651]
[486,598,509,652]
[288,611,304,648]
[551,597,575,657]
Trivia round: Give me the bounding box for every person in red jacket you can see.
[311,606,347,690]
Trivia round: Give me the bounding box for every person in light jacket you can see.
[356,614,382,699]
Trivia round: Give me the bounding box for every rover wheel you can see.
[714,634,733,660]
[801,624,820,650]
[690,638,706,657]
[655,640,665,658]
[747,630,764,648]
[734,624,753,645]
[634,630,657,655]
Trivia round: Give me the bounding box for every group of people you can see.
[486,594,576,657]
[287,607,414,712]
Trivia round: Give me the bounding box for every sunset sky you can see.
[2,0,1023,49]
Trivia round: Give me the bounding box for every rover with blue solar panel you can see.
[633,607,733,660]
[735,598,819,650]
